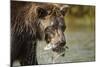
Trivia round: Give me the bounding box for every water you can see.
[37,31,95,64]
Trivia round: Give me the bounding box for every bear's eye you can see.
[37,7,48,18]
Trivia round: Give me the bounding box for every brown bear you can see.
[11,1,68,67]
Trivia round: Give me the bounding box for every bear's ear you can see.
[60,5,69,16]
[36,7,48,18]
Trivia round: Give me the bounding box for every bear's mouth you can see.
[44,42,68,56]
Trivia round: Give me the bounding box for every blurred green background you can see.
[64,5,95,32]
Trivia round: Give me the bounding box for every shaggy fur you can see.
[11,1,39,66]
[11,1,68,67]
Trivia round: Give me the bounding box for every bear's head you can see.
[34,4,69,54]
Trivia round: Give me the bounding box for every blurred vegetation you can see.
[64,5,95,32]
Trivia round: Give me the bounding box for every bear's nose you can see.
[59,41,66,47]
